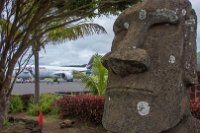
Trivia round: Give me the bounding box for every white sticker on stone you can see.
[133,46,137,49]
[189,42,192,46]
[186,63,190,69]
[139,10,147,20]
[192,80,195,84]
[185,19,196,25]
[124,22,129,29]
[184,34,187,38]
[137,101,150,116]
[182,9,187,16]
[169,55,176,64]
[175,8,179,14]
[108,97,111,101]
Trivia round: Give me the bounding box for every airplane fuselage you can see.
[14,65,89,82]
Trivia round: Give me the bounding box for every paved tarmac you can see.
[12,80,87,95]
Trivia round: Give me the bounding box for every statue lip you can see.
[107,87,155,95]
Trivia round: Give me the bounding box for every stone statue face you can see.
[102,0,197,132]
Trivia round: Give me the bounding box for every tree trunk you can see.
[33,49,40,105]
[0,92,9,127]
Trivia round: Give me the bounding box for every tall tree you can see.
[0,0,140,127]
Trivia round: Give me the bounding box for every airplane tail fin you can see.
[86,55,94,69]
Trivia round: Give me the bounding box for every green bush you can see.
[9,95,24,113]
[3,118,12,127]
[27,94,61,116]
[27,101,40,116]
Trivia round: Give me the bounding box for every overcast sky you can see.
[37,0,200,66]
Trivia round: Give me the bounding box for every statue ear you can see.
[183,9,198,87]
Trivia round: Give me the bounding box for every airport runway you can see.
[12,80,87,95]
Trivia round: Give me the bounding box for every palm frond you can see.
[79,54,108,96]
[47,23,107,42]
[80,74,98,95]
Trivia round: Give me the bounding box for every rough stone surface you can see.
[8,115,42,133]
[102,0,199,133]
[59,119,75,128]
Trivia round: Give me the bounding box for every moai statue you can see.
[102,0,200,133]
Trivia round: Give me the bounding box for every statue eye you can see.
[113,23,123,34]
[149,22,174,29]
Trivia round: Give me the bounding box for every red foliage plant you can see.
[190,100,200,119]
[56,96,105,124]
[190,85,200,119]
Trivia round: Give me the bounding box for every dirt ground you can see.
[2,113,107,133]
[43,119,106,133]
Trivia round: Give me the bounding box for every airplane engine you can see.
[61,71,73,82]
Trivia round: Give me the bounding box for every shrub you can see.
[56,96,105,124]
[27,94,61,116]
[3,118,12,127]
[9,95,24,113]
[40,94,60,114]
[27,102,41,116]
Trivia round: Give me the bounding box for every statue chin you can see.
[102,89,183,133]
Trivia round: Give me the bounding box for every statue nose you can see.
[102,48,150,76]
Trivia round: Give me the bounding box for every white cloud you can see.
[39,16,116,66]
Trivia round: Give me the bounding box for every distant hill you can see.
[62,64,87,67]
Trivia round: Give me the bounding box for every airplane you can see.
[13,57,93,83]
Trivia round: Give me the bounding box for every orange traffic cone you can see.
[38,111,43,126]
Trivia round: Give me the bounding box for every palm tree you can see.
[79,54,108,96]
